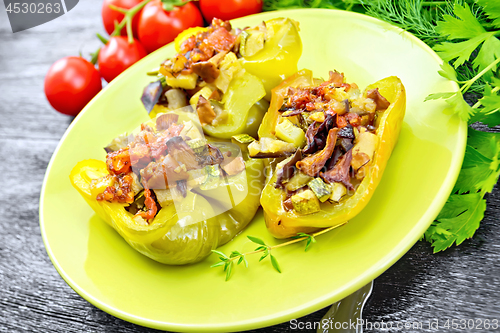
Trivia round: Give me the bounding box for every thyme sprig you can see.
[211,223,347,281]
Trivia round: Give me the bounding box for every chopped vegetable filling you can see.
[254,70,391,215]
[95,114,246,223]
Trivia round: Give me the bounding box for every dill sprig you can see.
[360,0,449,45]
[264,0,362,12]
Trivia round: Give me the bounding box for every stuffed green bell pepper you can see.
[70,109,265,264]
[142,17,302,139]
[249,69,406,238]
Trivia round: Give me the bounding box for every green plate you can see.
[40,9,465,332]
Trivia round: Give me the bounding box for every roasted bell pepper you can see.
[239,17,303,100]
[257,70,406,238]
[70,111,265,264]
[143,17,301,139]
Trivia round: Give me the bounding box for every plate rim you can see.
[39,8,466,332]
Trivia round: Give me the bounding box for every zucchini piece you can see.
[248,137,296,158]
[242,31,265,57]
[308,178,332,202]
[232,134,255,144]
[165,73,198,90]
[275,119,306,147]
[231,134,255,155]
[329,182,347,202]
[291,189,321,215]
[238,31,250,58]
[285,172,313,192]
[199,165,221,191]
[165,88,188,109]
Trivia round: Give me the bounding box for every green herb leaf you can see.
[259,248,269,262]
[448,92,476,121]
[270,255,282,273]
[435,3,485,40]
[438,62,458,82]
[359,0,444,45]
[212,250,228,259]
[434,34,492,68]
[477,0,500,29]
[425,129,500,252]
[247,235,266,246]
[424,193,486,252]
[230,251,242,258]
[453,145,496,194]
[424,92,456,101]
[473,36,500,81]
[304,238,312,252]
[225,262,233,281]
[425,91,475,121]
[210,261,226,268]
[304,235,317,252]
[472,84,500,127]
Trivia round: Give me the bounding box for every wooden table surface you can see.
[1,1,499,332]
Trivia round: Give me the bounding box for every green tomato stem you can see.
[109,0,152,43]
[90,47,101,65]
[96,33,109,45]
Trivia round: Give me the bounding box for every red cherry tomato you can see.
[138,0,204,53]
[98,36,147,82]
[199,0,262,22]
[44,57,102,117]
[101,0,143,38]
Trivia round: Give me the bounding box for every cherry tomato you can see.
[98,36,147,82]
[199,0,262,22]
[101,0,143,38]
[138,0,204,53]
[44,57,102,117]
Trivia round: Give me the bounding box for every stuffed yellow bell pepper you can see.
[142,17,302,139]
[70,110,265,264]
[249,69,406,238]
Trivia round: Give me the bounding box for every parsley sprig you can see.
[360,1,500,252]
[211,223,346,281]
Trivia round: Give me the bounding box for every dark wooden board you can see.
[0,1,499,332]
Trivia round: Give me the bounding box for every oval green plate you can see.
[40,9,465,332]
